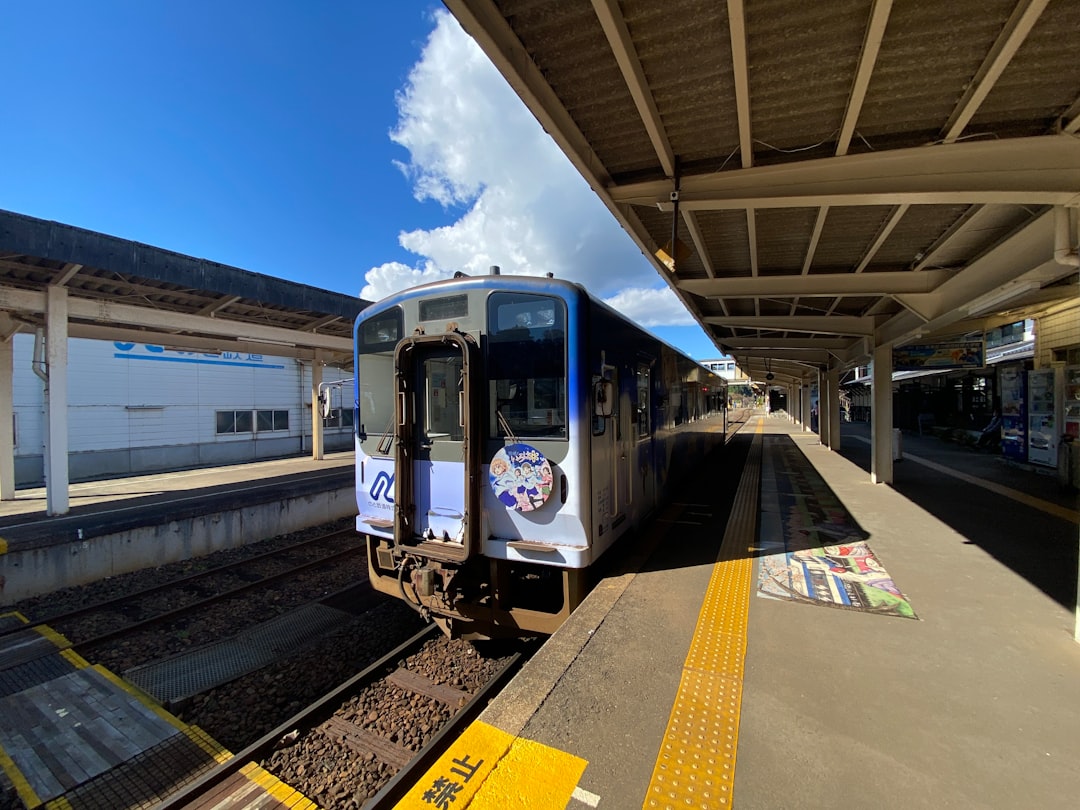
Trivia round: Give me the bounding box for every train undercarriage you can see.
[365,535,585,639]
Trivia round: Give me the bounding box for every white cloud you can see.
[600,286,697,327]
[364,9,697,334]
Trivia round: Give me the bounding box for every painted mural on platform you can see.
[756,437,917,619]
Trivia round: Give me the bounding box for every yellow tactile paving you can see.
[642,418,762,809]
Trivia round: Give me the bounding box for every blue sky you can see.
[2,2,720,360]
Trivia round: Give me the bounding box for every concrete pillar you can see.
[817,368,829,445]
[311,350,324,460]
[826,365,841,451]
[45,286,69,516]
[801,384,811,432]
[0,337,13,500]
[871,343,893,485]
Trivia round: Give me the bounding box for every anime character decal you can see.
[489,444,554,512]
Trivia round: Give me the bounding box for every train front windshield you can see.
[356,293,568,455]
[486,293,567,440]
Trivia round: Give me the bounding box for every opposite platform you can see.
[0,453,355,605]
[395,413,1080,809]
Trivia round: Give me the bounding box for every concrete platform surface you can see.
[409,414,1080,810]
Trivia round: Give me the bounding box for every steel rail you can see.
[152,624,443,810]
[75,545,365,650]
[0,528,357,639]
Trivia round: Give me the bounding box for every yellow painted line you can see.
[395,719,586,810]
[641,422,761,809]
[33,624,73,650]
[1,611,28,623]
[241,761,318,809]
[43,797,73,810]
[0,740,42,809]
[58,649,90,669]
[183,724,233,764]
[90,664,204,737]
[0,536,7,554]
[851,436,1079,525]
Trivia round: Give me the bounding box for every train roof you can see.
[356,272,720,374]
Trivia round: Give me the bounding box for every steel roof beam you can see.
[592,0,674,178]
[703,315,876,336]
[718,337,856,350]
[679,269,950,298]
[612,136,1080,208]
[0,286,352,353]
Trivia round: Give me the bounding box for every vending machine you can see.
[998,365,1027,461]
[1026,368,1057,467]
[1064,365,1080,439]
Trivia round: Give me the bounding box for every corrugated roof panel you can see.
[745,0,871,160]
[809,206,895,272]
[866,204,972,271]
[853,0,1019,148]
[498,0,660,179]
[755,208,819,275]
[695,209,753,278]
[970,0,1080,134]
[624,0,741,166]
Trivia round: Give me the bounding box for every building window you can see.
[323,408,354,429]
[216,410,254,435]
[257,409,290,432]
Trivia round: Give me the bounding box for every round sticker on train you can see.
[489,443,554,512]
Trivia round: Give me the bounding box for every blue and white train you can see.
[353,273,727,638]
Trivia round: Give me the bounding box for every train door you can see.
[636,361,656,512]
[592,368,619,526]
[393,333,481,561]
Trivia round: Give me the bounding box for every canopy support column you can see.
[45,286,70,516]
[871,343,894,484]
[825,365,841,451]
[311,349,325,460]
[0,336,13,500]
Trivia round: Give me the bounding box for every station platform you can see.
[0,453,355,605]
[397,413,1080,809]
[0,612,315,809]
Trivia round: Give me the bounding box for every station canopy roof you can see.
[446,0,1080,385]
[0,210,368,367]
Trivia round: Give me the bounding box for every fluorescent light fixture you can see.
[964,281,1040,317]
[246,337,297,348]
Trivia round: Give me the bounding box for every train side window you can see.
[636,364,651,438]
[593,375,615,435]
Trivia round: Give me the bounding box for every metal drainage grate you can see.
[124,603,352,704]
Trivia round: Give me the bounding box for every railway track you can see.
[4,527,371,676]
[156,625,532,809]
[2,529,360,640]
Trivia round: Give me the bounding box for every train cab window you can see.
[487,293,567,440]
[358,308,403,354]
[356,307,402,455]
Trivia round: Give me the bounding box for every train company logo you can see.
[370,472,395,504]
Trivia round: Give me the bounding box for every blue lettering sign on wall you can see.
[112,342,284,369]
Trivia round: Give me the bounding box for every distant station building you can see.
[11,335,354,487]
[700,355,756,406]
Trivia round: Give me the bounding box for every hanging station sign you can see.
[893,340,984,371]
